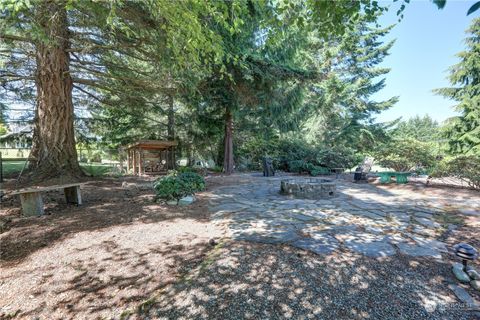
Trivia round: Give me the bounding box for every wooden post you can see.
[138,149,143,175]
[165,148,169,170]
[126,149,130,172]
[132,148,137,175]
[19,192,44,216]
[64,186,82,205]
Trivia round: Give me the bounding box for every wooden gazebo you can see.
[126,140,177,175]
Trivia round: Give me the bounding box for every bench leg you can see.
[64,186,82,205]
[19,192,44,216]
[396,175,408,184]
[380,175,391,183]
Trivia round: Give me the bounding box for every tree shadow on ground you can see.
[132,241,477,319]
[5,239,215,319]
[0,176,213,265]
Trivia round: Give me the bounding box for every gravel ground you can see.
[140,241,479,320]
[1,174,479,319]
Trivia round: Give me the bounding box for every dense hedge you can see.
[236,136,362,175]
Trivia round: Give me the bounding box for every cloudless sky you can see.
[373,0,479,124]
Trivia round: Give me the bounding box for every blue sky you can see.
[373,0,479,124]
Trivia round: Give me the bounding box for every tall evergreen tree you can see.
[0,0,233,182]
[435,18,480,155]
[303,16,398,151]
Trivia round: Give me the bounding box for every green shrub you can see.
[316,146,363,169]
[431,155,480,190]
[82,164,111,177]
[209,165,223,173]
[374,138,436,172]
[288,160,308,173]
[310,166,330,176]
[153,171,206,200]
[236,136,363,174]
[178,172,206,193]
[177,166,207,176]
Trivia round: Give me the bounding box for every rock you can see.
[166,200,178,206]
[459,208,479,216]
[291,235,339,255]
[209,238,217,246]
[453,263,471,283]
[397,243,442,259]
[448,284,480,308]
[467,269,480,280]
[410,236,448,253]
[341,233,396,258]
[472,280,480,291]
[414,217,440,229]
[178,195,196,206]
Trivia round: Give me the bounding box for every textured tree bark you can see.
[223,107,234,174]
[28,1,82,181]
[167,94,175,140]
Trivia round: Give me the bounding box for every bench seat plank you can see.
[7,182,88,196]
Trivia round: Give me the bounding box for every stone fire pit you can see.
[280,178,336,199]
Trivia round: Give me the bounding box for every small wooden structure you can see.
[126,140,177,175]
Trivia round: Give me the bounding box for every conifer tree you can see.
[435,18,480,155]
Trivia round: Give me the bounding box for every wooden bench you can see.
[6,182,88,216]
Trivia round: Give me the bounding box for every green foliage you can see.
[287,160,307,173]
[374,138,437,172]
[316,146,363,170]
[0,123,7,136]
[81,164,112,177]
[435,18,480,156]
[431,155,480,190]
[287,160,329,177]
[310,166,330,177]
[392,115,441,142]
[303,15,398,153]
[153,171,205,201]
[177,172,206,193]
[209,165,223,173]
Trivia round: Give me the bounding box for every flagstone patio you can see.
[208,174,480,259]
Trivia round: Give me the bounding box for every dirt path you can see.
[0,177,224,319]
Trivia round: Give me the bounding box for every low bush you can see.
[287,160,308,173]
[236,136,363,175]
[431,155,480,190]
[374,138,436,172]
[153,171,206,201]
[177,165,207,176]
[310,166,330,176]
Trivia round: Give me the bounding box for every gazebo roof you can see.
[126,140,177,150]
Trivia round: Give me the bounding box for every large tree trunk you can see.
[28,1,82,182]
[167,94,175,140]
[223,107,234,174]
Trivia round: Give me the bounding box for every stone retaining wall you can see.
[280,178,336,199]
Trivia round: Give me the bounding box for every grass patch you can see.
[1,161,115,177]
[81,163,113,177]
[1,161,27,175]
[434,212,465,227]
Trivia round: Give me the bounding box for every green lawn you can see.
[1,161,27,175]
[1,161,115,177]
